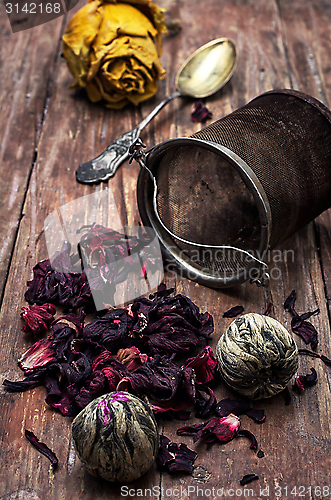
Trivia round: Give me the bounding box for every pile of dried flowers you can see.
[3,228,329,478]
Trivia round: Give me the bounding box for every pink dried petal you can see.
[294,375,305,391]
[21,303,56,335]
[18,338,56,374]
[185,346,217,383]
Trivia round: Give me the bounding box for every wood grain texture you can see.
[0,0,331,498]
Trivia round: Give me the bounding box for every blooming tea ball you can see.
[216,313,298,400]
[71,392,159,482]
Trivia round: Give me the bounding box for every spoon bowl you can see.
[76,38,238,184]
[176,38,237,97]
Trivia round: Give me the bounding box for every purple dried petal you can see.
[215,398,251,417]
[21,303,57,336]
[167,442,197,473]
[18,339,56,374]
[215,398,265,423]
[116,356,182,402]
[305,367,318,385]
[156,435,197,474]
[194,383,216,418]
[3,370,45,392]
[291,318,318,349]
[284,290,297,311]
[223,306,244,318]
[181,366,196,402]
[83,309,133,353]
[24,243,92,311]
[131,290,214,356]
[25,429,58,467]
[237,429,258,450]
[185,346,217,383]
[284,291,319,350]
[191,100,212,123]
[245,408,266,423]
[240,474,259,486]
[150,396,193,417]
[298,348,331,367]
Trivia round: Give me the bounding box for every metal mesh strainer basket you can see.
[137,89,331,287]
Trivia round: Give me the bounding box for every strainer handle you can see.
[76,91,181,184]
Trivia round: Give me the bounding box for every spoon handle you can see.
[76,91,181,184]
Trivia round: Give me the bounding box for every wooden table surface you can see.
[1,0,331,499]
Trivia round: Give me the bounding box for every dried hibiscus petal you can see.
[156,435,197,474]
[25,429,58,467]
[191,100,212,123]
[237,429,258,450]
[116,355,182,401]
[194,383,217,418]
[223,305,244,318]
[21,303,57,336]
[284,290,296,312]
[131,288,214,356]
[284,290,319,349]
[291,319,318,350]
[245,408,265,423]
[150,396,193,419]
[18,338,56,374]
[116,346,148,372]
[177,414,240,444]
[282,386,291,405]
[293,367,317,392]
[184,346,217,383]
[25,243,93,311]
[215,398,265,423]
[82,309,134,353]
[240,474,259,486]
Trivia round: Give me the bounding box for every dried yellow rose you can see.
[62,0,167,109]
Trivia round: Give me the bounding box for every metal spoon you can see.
[76,38,237,184]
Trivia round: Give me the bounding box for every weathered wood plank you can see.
[0,8,66,299]
[157,0,331,498]
[275,0,331,320]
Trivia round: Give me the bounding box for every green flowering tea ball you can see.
[216,313,298,400]
[71,392,159,482]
